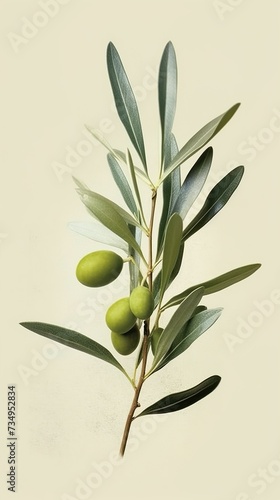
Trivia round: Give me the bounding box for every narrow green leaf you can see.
[168,242,185,286]
[183,166,244,241]
[157,134,181,259]
[150,287,204,372]
[190,305,208,316]
[128,224,142,291]
[158,41,177,166]
[170,147,213,219]
[107,154,138,215]
[85,125,118,158]
[136,375,221,417]
[167,135,181,207]
[162,263,261,310]
[154,308,222,373]
[113,149,152,186]
[107,42,147,170]
[72,176,88,191]
[20,322,130,381]
[112,149,127,162]
[68,221,128,252]
[152,270,162,306]
[80,191,146,263]
[158,103,240,184]
[153,242,184,308]
[159,213,183,304]
[84,127,150,186]
[77,186,143,230]
[126,149,147,229]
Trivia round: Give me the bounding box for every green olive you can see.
[105,297,136,334]
[76,250,123,287]
[129,286,154,320]
[151,327,164,355]
[111,325,140,356]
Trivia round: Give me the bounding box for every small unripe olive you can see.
[106,297,136,334]
[151,327,164,355]
[76,250,123,287]
[111,325,140,356]
[129,286,154,320]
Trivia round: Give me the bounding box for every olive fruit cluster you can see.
[76,251,155,356]
[106,286,154,355]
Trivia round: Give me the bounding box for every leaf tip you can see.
[211,375,222,391]
[207,374,222,390]
[84,123,92,133]
[232,102,241,111]
[213,375,222,386]
[237,164,245,175]
[107,41,114,52]
[166,40,175,51]
[19,321,31,330]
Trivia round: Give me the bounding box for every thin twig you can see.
[119,190,157,456]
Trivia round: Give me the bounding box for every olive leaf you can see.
[20,322,132,383]
[84,124,120,158]
[80,191,147,264]
[162,263,261,310]
[107,42,147,171]
[157,133,181,259]
[158,103,240,184]
[76,185,143,230]
[126,149,147,229]
[158,41,177,167]
[68,220,128,252]
[128,224,142,291]
[159,213,183,305]
[153,241,185,308]
[170,147,213,220]
[153,308,223,373]
[136,375,221,417]
[182,165,244,241]
[107,154,138,216]
[149,287,205,374]
[84,127,150,186]
[155,145,213,291]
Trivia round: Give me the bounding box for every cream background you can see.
[0,1,280,499]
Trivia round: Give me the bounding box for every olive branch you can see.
[20,41,261,457]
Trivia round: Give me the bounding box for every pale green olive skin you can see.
[129,286,154,320]
[76,250,123,287]
[151,327,164,355]
[106,297,136,334]
[111,325,140,355]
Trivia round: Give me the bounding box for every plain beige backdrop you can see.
[1,1,280,499]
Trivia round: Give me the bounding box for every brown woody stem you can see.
[119,190,157,456]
